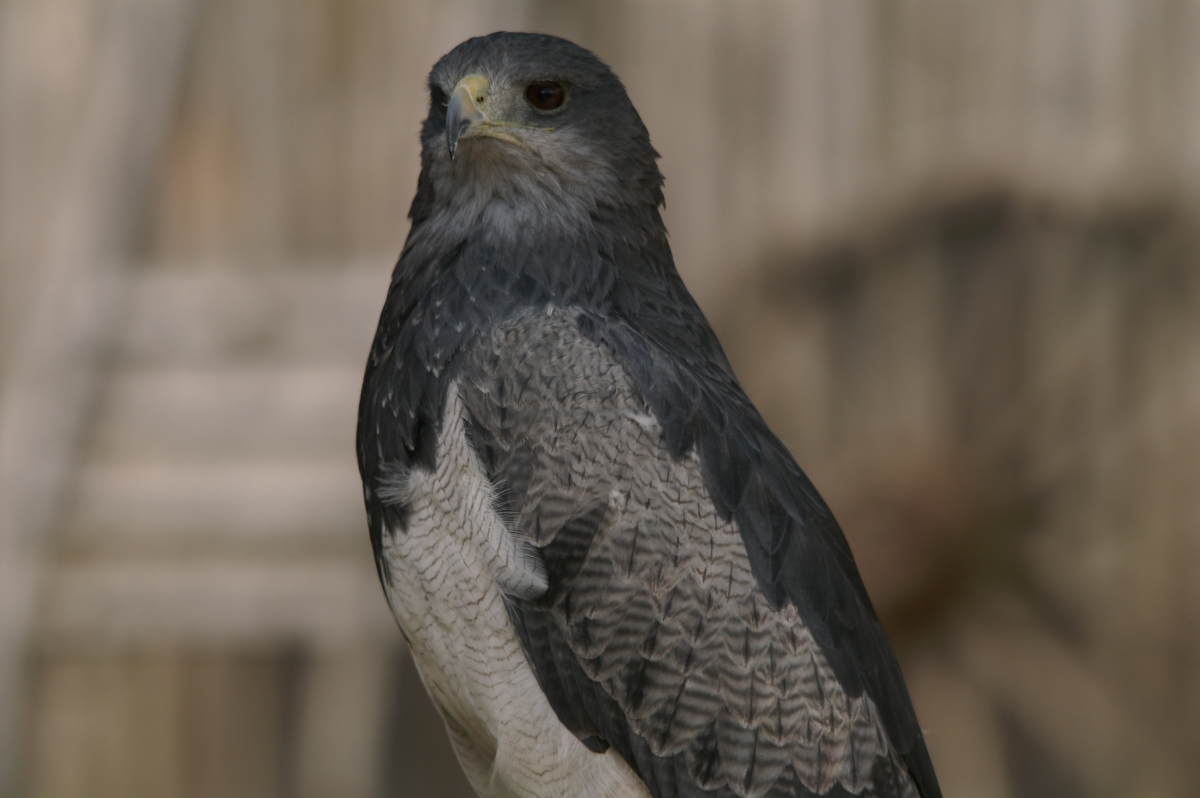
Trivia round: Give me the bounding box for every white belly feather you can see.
[378,385,651,798]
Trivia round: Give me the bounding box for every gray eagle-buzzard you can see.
[358,32,941,798]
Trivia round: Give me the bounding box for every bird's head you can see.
[414,32,665,239]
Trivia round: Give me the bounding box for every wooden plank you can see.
[63,462,364,555]
[292,648,391,798]
[89,366,361,462]
[118,266,390,366]
[28,652,189,798]
[28,652,296,798]
[39,560,395,649]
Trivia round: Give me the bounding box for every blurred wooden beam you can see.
[64,461,363,554]
[0,0,196,792]
[117,265,390,367]
[38,560,394,650]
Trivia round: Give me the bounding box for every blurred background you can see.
[1,1,1199,796]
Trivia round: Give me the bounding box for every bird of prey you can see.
[358,32,941,798]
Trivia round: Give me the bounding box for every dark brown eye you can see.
[525,82,565,111]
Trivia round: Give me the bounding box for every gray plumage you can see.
[358,31,941,798]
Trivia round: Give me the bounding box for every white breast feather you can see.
[378,384,650,798]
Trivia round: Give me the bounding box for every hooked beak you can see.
[446,75,490,159]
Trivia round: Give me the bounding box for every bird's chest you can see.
[379,455,531,734]
[377,390,539,748]
[376,386,650,798]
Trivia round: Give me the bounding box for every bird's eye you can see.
[525,82,565,111]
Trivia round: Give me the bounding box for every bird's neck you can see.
[402,187,672,317]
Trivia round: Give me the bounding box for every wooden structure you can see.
[1,1,1199,796]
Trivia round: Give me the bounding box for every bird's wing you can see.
[459,306,930,798]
